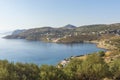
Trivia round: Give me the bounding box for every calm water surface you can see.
[0,35,105,65]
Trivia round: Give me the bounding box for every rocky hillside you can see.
[4,23,120,43]
[98,36,120,50]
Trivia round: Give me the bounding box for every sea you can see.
[0,34,105,65]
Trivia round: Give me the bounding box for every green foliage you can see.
[0,68,9,80]
[0,53,120,80]
[39,65,67,80]
[14,63,40,80]
[109,58,120,80]
[63,59,83,80]
[85,54,111,79]
[97,51,105,57]
[107,37,120,50]
[0,61,40,80]
[64,54,110,80]
[0,61,67,80]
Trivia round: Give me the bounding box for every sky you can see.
[0,0,120,32]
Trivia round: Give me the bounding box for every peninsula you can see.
[4,23,120,43]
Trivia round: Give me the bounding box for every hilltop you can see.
[61,24,77,29]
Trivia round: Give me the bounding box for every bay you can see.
[0,35,105,65]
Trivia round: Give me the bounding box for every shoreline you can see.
[85,40,109,50]
[58,40,109,66]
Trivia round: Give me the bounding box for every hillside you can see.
[4,23,120,43]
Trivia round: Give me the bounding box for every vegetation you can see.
[108,37,120,50]
[0,51,119,80]
[57,35,98,43]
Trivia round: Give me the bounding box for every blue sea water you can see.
[0,35,105,65]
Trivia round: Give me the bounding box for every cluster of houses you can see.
[107,29,120,35]
[90,29,120,36]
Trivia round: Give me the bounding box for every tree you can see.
[39,65,67,80]
[109,58,120,80]
[64,54,110,80]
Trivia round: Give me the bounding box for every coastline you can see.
[3,34,115,66]
[58,36,120,66]
[85,40,109,50]
[58,40,108,66]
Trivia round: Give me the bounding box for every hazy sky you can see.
[0,0,120,32]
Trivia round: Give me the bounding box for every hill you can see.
[61,24,77,29]
[4,23,120,43]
